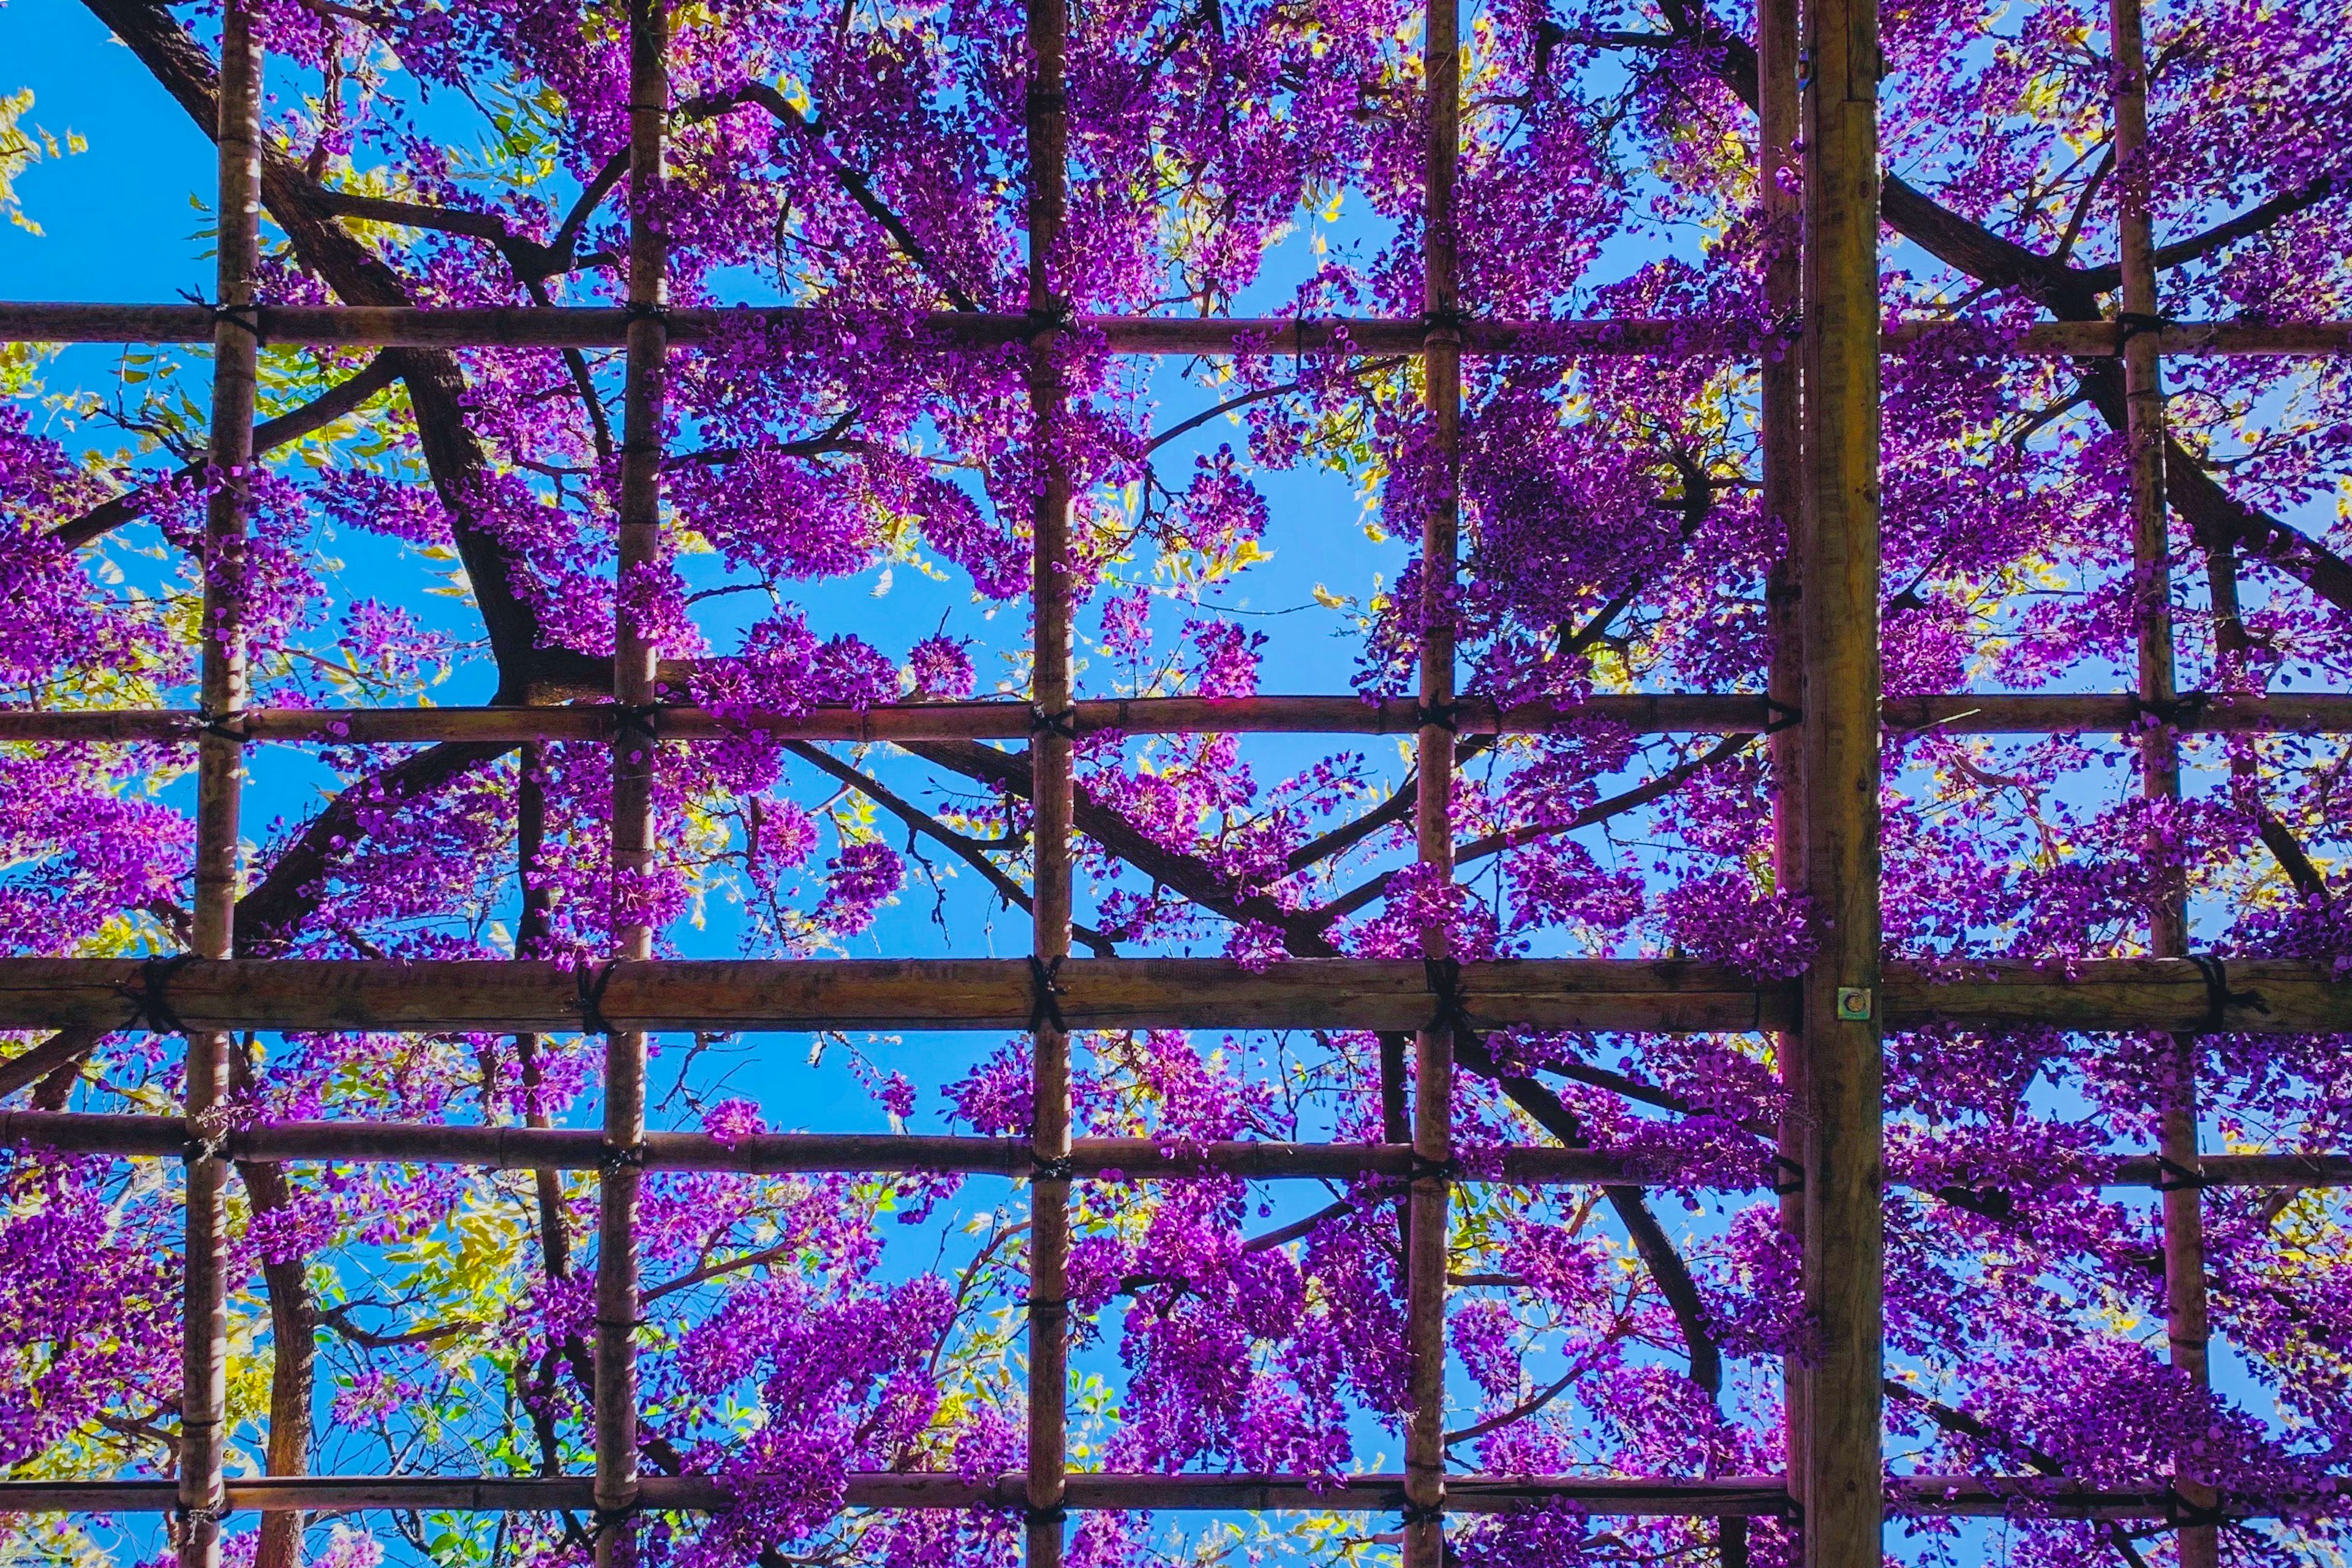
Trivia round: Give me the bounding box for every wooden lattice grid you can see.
[0,0,2348,1566]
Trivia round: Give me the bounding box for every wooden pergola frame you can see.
[2,0,2348,1564]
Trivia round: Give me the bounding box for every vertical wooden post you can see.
[1023,0,1074,1559]
[1403,0,1460,1561]
[2108,6,2215,1563]
[1796,0,1883,1553]
[181,8,260,1566]
[598,0,667,1561]
[1758,0,1805,1540]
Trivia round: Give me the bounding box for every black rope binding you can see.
[2152,1154,2211,1193]
[2114,310,2174,344]
[1771,1153,1807,1196]
[621,300,672,326]
[612,703,662,745]
[1024,1296,1070,1323]
[1028,954,1069,1035]
[576,959,622,1036]
[1399,1500,1447,1529]
[2187,954,2267,1033]
[179,288,262,340]
[121,952,199,1036]
[1763,696,1803,734]
[589,1502,643,1542]
[2162,1489,2233,1532]
[1031,1153,1076,1183]
[1030,704,1080,742]
[1424,956,1474,1037]
[1023,1504,1070,1528]
[1406,1151,1456,1184]
[598,1142,647,1177]
[1420,306,1471,341]
[1415,699,1460,734]
[194,709,250,746]
[2127,691,2209,731]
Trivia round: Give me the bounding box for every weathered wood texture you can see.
[1403,0,1463,1555]
[2,690,2343,745]
[2,302,2346,356]
[181,13,260,1567]
[589,5,667,1562]
[1796,0,1885,1551]
[3,1109,2342,1189]
[1023,1,1076,1559]
[2,1472,2339,1520]
[1758,0,1807,1530]
[1,956,2340,1033]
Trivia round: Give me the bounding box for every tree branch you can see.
[1300,731,1759,932]
[677,85,981,312]
[84,0,590,699]
[783,740,1117,954]
[47,353,402,549]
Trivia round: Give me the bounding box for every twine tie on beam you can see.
[576,959,623,1037]
[193,709,251,746]
[178,288,262,341]
[1027,953,1069,1035]
[2186,954,2266,1033]
[1423,956,1474,1038]
[121,952,200,1036]
[1405,1152,1457,1185]
[1030,704,1080,742]
[588,1502,642,1542]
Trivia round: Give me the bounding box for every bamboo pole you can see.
[1023,0,1075,1558]
[178,12,262,1568]
[5,1109,2343,1189]
[1,1471,2339,1520]
[0,956,2345,1034]
[1758,0,1804,1542]
[2107,7,2218,1562]
[4,690,2346,747]
[1,302,2346,357]
[591,4,669,1561]
[1401,2,1463,1559]
[1796,0,1885,1550]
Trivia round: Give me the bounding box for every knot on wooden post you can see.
[576,959,624,1036]
[177,288,263,341]
[1029,704,1079,742]
[2187,954,2266,1033]
[121,953,199,1036]
[1423,956,1473,1037]
[1027,954,1069,1035]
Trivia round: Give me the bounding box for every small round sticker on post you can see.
[1835,986,1874,1022]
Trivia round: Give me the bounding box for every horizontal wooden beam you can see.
[0,957,2337,1035]
[1,692,2343,747]
[2,1109,2339,1189]
[0,1472,2335,1520]
[2,303,2344,358]
[0,1115,1633,1182]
